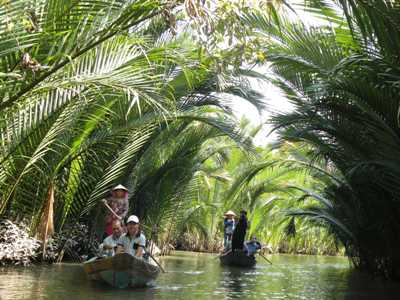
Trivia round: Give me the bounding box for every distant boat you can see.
[219,250,256,268]
[83,253,160,288]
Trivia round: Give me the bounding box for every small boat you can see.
[83,253,160,288]
[219,250,256,268]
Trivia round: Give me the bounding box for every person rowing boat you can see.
[103,184,129,237]
[220,209,258,267]
[231,210,248,253]
[83,208,164,288]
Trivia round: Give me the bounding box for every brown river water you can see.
[0,251,399,299]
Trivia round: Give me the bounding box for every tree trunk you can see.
[38,182,55,259]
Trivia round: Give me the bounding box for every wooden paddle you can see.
[101,199,122,220]
[215,249,232,259]
[259,252,273,265]
[145,249,166,273]
[101,200,166,273]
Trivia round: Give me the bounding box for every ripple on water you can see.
[265,271,286,277]
[243,271,263,275]
[156,284,184,291]
[183,270,204,275]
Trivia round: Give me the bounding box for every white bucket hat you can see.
[127,215,139,224]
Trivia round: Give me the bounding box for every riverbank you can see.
[0,220,41,266]
[173,236,344,257]
[0,219,97,266]
[173,245,344,257]
[0,219,343,267]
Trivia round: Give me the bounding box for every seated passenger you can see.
[245,236,262,257]
[99,220,123,257]
[117,215,146,258]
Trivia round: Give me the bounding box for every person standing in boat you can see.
[117,215,147,258]
[104,184,129,237]
[231,210,249,252]
[99,220,123,257]
[223,210,236,250]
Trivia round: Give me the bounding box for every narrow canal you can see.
[1,252,399,299]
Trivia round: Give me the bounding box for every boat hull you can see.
[219,250,256,268]
[83,253,160,288]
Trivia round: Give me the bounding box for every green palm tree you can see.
[0,1,260,235]
[242,0,400,279]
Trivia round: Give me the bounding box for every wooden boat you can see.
[219,250,256,268]
[83,253,160,288]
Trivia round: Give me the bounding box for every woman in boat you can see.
[231,210,248,252]
[117,215,146,258]
[223,210,236,250]
[104,184,129,236]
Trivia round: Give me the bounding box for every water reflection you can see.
[0,252,400,300]
[222,267,247,298]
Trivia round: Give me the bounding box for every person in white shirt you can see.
[117,215,146,258]
[100,220,123,257]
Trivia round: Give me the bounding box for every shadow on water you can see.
[342,270,400,300]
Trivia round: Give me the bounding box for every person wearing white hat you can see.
[104,184,129,236]
[223,210,236,250]
[117,215,146,258]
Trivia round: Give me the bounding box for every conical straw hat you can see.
[112,184,128,191]
[224,210,236,216]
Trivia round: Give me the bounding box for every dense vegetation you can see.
[1,0,400,281]
[246,0,400,280]
[0,0,271,260]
